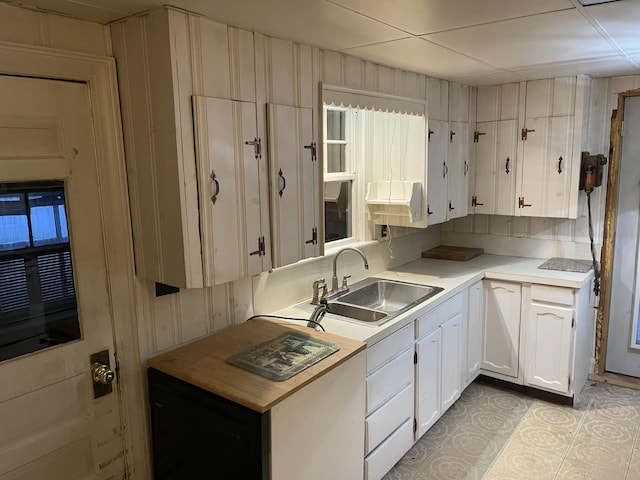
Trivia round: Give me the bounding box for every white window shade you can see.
[323,84,426,117]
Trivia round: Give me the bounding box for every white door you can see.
[441,315,462,412]
[415,328,441,438]
[606,95,640,378]
[0,76,126,479]
[525,303,573,394]
[482,280,522,379]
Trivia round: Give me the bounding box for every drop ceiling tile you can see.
[11,0,133,23]
[423,9,620,71]
[583,0,640,52]
[456,71,527,87]
[341,37,497,80]
[174,0,409,51]
[328,0,574,35]
[513,57,640,81]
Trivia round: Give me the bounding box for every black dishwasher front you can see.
[148,368,270,480]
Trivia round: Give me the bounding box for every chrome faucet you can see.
[307,298,329,329]
[331,247,369,294]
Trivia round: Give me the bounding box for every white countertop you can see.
[271,254,594,346]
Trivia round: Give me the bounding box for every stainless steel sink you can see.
[336,279,443,314]
[325,302,387,323]
[298,278,444,327]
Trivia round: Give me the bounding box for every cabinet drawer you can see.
[367,323,413,374]
[365,419,414,480]
[367,348,413,415]
[365,383,413,455]
[416,292,463,339]
[530,284,574,306]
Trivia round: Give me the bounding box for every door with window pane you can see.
[0,75,126,478]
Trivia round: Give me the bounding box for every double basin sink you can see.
[298,277,444,327]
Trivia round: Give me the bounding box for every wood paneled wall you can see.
[0,2,111,56]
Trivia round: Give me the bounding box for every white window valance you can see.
[322,84,426,117]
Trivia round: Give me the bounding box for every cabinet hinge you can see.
[250,236,266,257]
[413,418,417,433]
[473,130,486,143]
[304,142,317,162]
[518,196,532,208]
[305,227,318,245]
[428,129,434,142]
[414,351,417,364]
[245,138,262,159]
[521,128,535,141]
[568,375,572,389]
[472,196,484,207]
[571,315,575,329]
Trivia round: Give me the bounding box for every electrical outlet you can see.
[380,225,388,238]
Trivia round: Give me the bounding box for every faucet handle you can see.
[312,278,327,304]
[341,275,351,289]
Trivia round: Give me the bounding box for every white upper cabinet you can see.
[447,83,470,220]
[111,8,271,288]
[193,97,269,285]
[517,77,587,218]
[267,104,318,267]
[426,78,470,224]
[472,83,520,216]
[471,76,589,219]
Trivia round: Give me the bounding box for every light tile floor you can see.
[384,380,640,480]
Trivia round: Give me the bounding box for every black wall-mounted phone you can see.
[579,151,607,192]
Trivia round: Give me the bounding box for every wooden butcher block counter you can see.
[147,317,366,413]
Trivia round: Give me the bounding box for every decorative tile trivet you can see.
[227,331,340,381]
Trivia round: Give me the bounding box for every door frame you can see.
[595,88,640,385]
[0,43,148,477]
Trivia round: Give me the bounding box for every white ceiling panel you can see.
[423,8,622,71]
[583,0,640,52]
[342,37,498,80]
[5,0,640,85]
[513,58,640,81]
[328,0,575,35]
[456,71,528,87]
[160,0,409,51]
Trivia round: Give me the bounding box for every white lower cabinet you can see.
[415,292,464,439]
[481,280,595,399]
[364,324,414,480]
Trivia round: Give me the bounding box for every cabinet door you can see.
[465,281,484,387]
[518,116,573,218]
[482,280,522,379]
[447,121,469,219]
[426,119,448,224]
[193,96,265,286]
[267,104,317,268]
[415,328,441,438]
[495,120,518,216]
[472,121,497,214]
[441,314,462,412]
[525,303,574,394]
